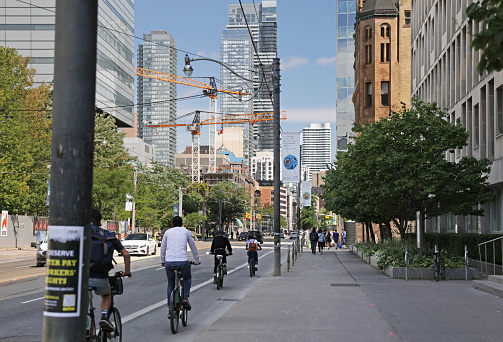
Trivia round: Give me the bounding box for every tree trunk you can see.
[385,222,392,241]
[366,222,376,242]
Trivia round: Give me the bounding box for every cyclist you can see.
[210,230,232,284]
[246,233,262,271]
[89,209,131,331]
[160,216,200,317]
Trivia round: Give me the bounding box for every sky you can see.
[134,0,338,159]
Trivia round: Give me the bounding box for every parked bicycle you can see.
[209,251,231,290]
[87,271,124,342]
[168,261,194,334]
[433,245,446,281]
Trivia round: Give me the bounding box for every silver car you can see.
[122,233,157,256]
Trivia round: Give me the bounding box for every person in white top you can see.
[160,216,200,313]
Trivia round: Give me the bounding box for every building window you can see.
[497,85,503,135]
[386,26,390,37]
[381,43,385,62]
[366,82,372,107]
[365,44,372,64]
[404,10,411,25]
[381,43,390,62]
[381,81,390,106]
[381,27,385,37]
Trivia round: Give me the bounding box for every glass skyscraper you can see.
[335,0,357,153]
[137,31,177,167]
[0,0,135,127]
[222,1,277,166]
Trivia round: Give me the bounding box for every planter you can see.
[383,265,479,279]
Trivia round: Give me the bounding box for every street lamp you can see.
[184,54,282,276]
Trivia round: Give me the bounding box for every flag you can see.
[281,132,300,183]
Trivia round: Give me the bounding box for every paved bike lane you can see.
[194,248,503,342]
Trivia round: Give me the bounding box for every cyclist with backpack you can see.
[210,230,232,284]
[246,233,262,271]
[89,209,131,331]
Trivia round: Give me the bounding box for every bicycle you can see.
[87,271,124,342]
[167,261,194,334]
[249,254,256,277]
[209,251,231,290]
[433,246,446,281]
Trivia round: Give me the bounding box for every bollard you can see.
[287,246,291,272]
[292,242,295,267]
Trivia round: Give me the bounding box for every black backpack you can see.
[310,231,318,241]
[90,227,117,272]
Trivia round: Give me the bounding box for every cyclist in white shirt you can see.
[160,216,200,313]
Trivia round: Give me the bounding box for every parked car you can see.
[122,233,157,256]
[36,235,49,267]
[289,232,298,239]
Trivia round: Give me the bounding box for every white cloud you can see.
[281,57,308,71]
[316,56,337,66]
[282,107,337,123]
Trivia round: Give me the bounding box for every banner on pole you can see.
[302,181,312,207]
[281,132,301,183]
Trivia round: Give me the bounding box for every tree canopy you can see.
[467,0,503,74]
[322,99,494,241]
[206,181,249,230]
[0,47,52,215]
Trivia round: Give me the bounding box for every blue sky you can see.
[134,1,338,158]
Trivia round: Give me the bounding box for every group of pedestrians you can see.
[309,227,346,254]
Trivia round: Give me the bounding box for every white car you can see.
[122,233,157,256]
[289,232,298,239]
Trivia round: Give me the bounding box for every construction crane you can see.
[146,110,287,183]
[135,67,248,175]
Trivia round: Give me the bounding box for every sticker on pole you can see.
[43,225,84,317]
[1,210,8,236]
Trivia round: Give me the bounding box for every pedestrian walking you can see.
[317,229,326,254]
[309,228,318,254]
[325,230,332,250]
[342,228,346,246]
[333,230,340,249]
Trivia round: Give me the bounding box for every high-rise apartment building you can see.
[222,1,278,165]
[251,150,274,182]
[137,31,177,166]
[0,0,135,127]
[411,0,503,234]
[301,123,332,179]
[353,0,411,125]
[335,0,357,153]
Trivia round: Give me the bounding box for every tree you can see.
[300,195,318,230]
[323,99,494,250]
[0,47,52,215]
[467,0,503,74]
[207,181,249,230]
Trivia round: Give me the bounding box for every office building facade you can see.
[335,0,357,153]
[137,31,177,167]
[411,0,503,234]
[0,0,135,127]
[302,123,332,178]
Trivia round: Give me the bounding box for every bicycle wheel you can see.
[249,258,255,277]
[433,258,439,282]
[169,291,179,334]
[181,305,188,327]
[98,307,121,342]
[86,314,95,342]
[219,266,224,288]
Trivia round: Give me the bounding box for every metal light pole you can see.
[43,1,98,340]
[273,58,281,276]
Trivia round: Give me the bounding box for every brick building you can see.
[353,0,411,125]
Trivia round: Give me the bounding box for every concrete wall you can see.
[0,215,47,248]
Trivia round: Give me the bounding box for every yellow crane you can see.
[146,110,287,182]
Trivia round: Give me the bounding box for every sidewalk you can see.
[195,247,503,342]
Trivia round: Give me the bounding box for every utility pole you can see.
[178,187,183,217]
[273,58,281,276]
[132,169,137,233]
[42,1,98,341]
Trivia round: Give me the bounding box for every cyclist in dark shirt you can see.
[210,230,232,284]
[89,210,131,331]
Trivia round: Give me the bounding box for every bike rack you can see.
[405,246,410,280]
[465,245,468,281]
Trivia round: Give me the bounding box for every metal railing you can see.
[478,236,503,276]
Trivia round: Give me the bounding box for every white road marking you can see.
[122,250,274,324]
[0,258,33,264]
[22,296,45,304]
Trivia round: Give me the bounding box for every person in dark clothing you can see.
[210,230,232,284]
[309,228,318,254]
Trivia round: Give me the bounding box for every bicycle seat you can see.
[167,266,182,271]
[216,254,224,259]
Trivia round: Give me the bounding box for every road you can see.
[0,238,295,341]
